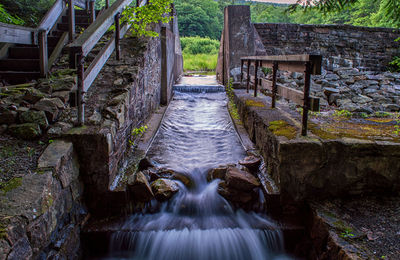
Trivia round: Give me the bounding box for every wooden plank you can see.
[38,0,65,32]
[68,0,133,56]
[48,32,68,69]
[74,0,87,9]
[0,23,37,45]
[260,78,320,111]
[242,54,322,75]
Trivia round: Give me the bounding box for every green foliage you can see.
[333,109,352,118]
[181,37,220,55]
[0,4,24,25]
[129,125,148,147]
[340,228,355,239]
[121,0,173,37]
[183,53,217,72]
[1,0,55,27]
[175,0,223,40]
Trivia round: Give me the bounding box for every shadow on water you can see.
[100,89,292,260]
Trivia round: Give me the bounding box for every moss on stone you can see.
[268,120,297,140]
[309,124,339,140]
[245,99,265,107]
[1,177,22,194]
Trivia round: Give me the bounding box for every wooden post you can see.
[240,59,243,83]
[68,0,75,43]
[77,54,85,126]
[302,61,312,136]
[271,61,278,108]
[106,0,109,9]
[136,0,140,7]
[114,13,120,60]
[89,0,96,23]
[254,60,259,97]
[39,29,48,78]
[246,60,250,93]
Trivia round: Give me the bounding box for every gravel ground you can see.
[318,195,400,260]
[0,134,47,185]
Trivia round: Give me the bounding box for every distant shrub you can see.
[0,4,24,25]
[181,36,220,55]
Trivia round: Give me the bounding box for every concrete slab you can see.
[176,75,220,86]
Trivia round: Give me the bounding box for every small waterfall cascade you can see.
[103,87,292,260]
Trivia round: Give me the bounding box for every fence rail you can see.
[68,0,148,125]
[240,54,322,136]
[0,0,99,77]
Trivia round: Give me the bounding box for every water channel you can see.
[101,87,291,260]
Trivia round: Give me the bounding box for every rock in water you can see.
[151,178,179,201]
[172,172,192,188]
[138,157,155,171]
[225,167,260,191]
[127,172,154,202]
[207,166,228,181]
[239,156,261,173]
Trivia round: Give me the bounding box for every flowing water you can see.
[102,88,291,260]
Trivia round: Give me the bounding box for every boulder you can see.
[8,123,42,140]
[127,172,154,202]
[138,157,155,172]
[151,178,179,201]
[225,167,260,191]
[217,181,253,204]
[0,109,17,124]
[33,98,61,122]
[19,110,49,129]
[171,173,192,188]
[207,166,228,181]
[22,88,45,103]
[239,156,261,173]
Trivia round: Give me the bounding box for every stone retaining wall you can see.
[254,23,400,72]
[0,140,86,259]
[233,89,400,202]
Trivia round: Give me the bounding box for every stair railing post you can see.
[246,59,250,93]
[106,0,109,9]
[39,29,48,78]
[271,61,278,108]
[240,59,243,83]
[114,13,121,60]
[254,60,259,97]
[68,0,75,43]
[77,53,85,126]
[89,0,96,23]
[302,61,312,136]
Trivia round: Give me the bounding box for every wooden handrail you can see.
[75,0,89,9]
[0,22,37,45]
[240,54,322,136]
[68,0,134,57]
[38,0,65,32]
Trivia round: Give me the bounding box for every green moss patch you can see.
[268,120,297,140]
[1,177,22,194]
[245,99,265,107]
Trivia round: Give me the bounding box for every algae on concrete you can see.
[268,120,297,140]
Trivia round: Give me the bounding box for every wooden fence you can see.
[240,54,322,136]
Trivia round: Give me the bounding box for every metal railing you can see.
[240,54,322,136]
[68,0,147,125]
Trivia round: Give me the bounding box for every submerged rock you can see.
[207,166,228,181]
[225,167,260,191]
[128,172,154,202]
[218,181,253,204]
[171,172,192,188]
[151,178,179,201]
[238,156,261,173]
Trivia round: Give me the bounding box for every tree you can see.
[175,0,223,40]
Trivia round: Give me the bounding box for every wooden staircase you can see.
[0,10,93,85]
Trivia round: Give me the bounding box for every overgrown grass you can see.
[181,36,219,72]
[183,53,218,72]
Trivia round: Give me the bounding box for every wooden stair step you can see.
[0,71,41,84]
[57,22,91,31]
[0,59,40,71]
[62,15,90,24]
[8,47,40,59]
[47,36,61,47]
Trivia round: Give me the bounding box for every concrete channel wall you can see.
[233,90,400,201]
